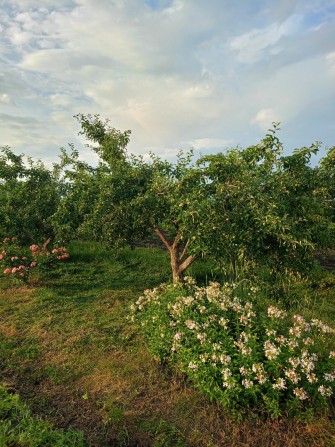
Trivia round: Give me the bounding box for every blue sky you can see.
[0,0,334,165]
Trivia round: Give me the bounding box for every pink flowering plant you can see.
[0,237,70,282]
[131,277,335,417]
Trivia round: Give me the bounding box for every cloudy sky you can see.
[0,0,334,164]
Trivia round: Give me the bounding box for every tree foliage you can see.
[1,115,333,282]
[0,146,61,244]
[197,131,334,276]
[52,116,334,282]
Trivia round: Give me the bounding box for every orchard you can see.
[0,116,334,441]
[52,115,334,285]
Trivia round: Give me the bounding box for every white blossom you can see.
[318,385,333,396]
[239,366,249,376]
[264,340,280,360]
[185,319,198,331]
[242,378,254,388]
[272,378,287,390]
[268,306,287,319]
[222,368,232,381]
[219,354,231,364]
[285,369,301,384]
[188,361,198,370]
[219,317,229,328]
[324,372,335,382]
[293,387,309,400]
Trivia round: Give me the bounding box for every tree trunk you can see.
[153,226,195,284]
[42,237,53,251]
[170,243,182,283]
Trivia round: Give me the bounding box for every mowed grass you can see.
[0,241,335,446]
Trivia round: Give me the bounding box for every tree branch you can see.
[172,233,182,250]
[178,254,196,274]
[179,238,191,261]
[153,225,172,251]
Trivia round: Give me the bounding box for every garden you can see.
[0,116,334,446]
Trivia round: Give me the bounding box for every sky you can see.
[0,0,335,165]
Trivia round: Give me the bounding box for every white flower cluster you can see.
[185,319,199,331]
[293,387,309,400]
[171,331,184,352]
[206,281,222,302]
[252,363,267,384]
[294,314,311,328]
[268,305,287,319]
[324,371,335,382]
[132,279,335,411]
[220,354,231,365]
[318,385,332,396]
[188,361,198,370]
[134,286,162,311]
[285,368,301,384]
[183,296,195,306]
[311,319,335,335]
[235,339,252,356]
[169,301,184,318]
[264,340,281,360]
[242,378,254,389]
[273,378,286,390]
[221,367,235,389]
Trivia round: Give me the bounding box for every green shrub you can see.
[131,278,335,418]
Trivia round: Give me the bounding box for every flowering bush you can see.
[131,278,335,417]
[0,237,70,282]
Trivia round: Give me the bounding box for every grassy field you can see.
[0,241,335,446]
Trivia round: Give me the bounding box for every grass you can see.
[0,385,84,446]
[0,241,335,446]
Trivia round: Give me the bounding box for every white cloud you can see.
[230,14,303,64]
[0,0,334,163]
[182,83,213,99]
[252,108,279,131]
[185,138,234,150]
[6,23,34,46]
[326,51,335,75]
[0,93,15,105]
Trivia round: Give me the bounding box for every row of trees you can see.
[1,115,334,283]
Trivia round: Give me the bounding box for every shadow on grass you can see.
[42,243,171,297]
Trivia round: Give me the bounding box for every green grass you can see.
[0,241,334,446]
[0,385,84,446]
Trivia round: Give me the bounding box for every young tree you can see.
[53,115,204,282]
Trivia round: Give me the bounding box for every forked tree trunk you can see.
[42,237,52,251]
[153,226,195,283]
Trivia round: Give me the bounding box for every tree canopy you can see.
[52,115,334,282]
[1,114,333,282]
[0,146,61,245]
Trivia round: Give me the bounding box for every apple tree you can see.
[0,146,61,245]
[53,115,334,283]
